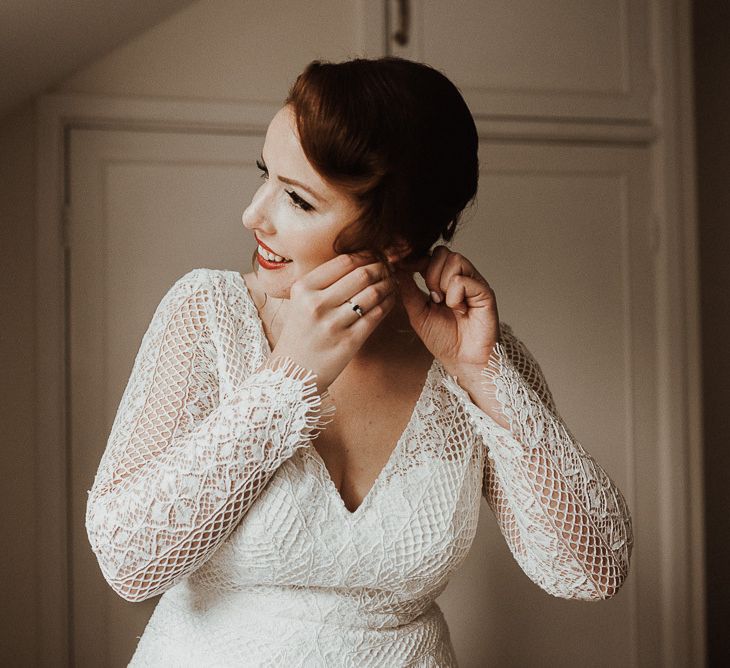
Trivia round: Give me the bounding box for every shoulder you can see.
[152,268,249,327]
[164,267,260,329]
[162,267,215,296]
[165,267,251,301]
[168,267,230,290]
[499,320,514,338]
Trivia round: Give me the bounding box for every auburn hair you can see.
[279,56,479,266]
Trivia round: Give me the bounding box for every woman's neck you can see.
[353,300,421,361]
[308,303,417,363]
[252,276,420,363]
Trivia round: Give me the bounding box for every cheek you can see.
[310,229,343,261]
[280,217,337,256]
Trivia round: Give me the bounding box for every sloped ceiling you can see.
[0,0,198,120]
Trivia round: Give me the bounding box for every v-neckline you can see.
[232,270,440,518]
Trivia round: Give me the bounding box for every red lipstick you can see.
[254,235,292,270]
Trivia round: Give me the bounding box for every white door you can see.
[68,127,264,666]
[437,141,654,667]
[68,126,653,666]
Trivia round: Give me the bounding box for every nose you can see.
[241,183,274,233]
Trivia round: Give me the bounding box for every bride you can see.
[86,55,634,667]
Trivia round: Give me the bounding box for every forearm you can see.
[87,356,335,601]
[441,332,633,599]
[440,353,510,431]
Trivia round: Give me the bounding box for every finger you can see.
[444,274,495,314]
[394,267,430,330]
[438,252,481,297]
[422,246,451,301]
[319,260,392,308]
[347,290,397,339]
[337,276,395,324]
[296,252,375,292]
[444,275,469,314]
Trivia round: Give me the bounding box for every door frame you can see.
[33,1,704,665]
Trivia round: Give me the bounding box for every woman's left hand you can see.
[393,245,501,374]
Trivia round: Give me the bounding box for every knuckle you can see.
[373,282,389,300]
[357,266,371,283]
[310,295,326,316]
[323,318,338,336]
[290,280,305,297]
[447,251,463,264]
[301,291,319,313]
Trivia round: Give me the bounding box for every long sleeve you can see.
[441,322,634,601]
[85,269,335,602]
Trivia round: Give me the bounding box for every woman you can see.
[86,57,633,667]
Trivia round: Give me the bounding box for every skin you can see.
[242,105,366,304]
[242,104,506,428]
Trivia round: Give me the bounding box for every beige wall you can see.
[693,2,730,664]
[53,0,360,102]
[1,1,363,664]
[2,0,724,664]
[0,100,38,665]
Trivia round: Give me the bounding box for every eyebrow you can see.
[260,153,327,205]
[278,175,327,206]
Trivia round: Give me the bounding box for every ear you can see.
[383,237,413,265]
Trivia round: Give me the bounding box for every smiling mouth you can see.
[257,245,292,263]
[254,235,292,263]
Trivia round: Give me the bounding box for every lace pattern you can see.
[85,270,335,602]
[85,268,633,666]
[441,322,633,600]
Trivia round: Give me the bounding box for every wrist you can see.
[441,358,509,430]
[441,361,483,382]
[440,349,497,382]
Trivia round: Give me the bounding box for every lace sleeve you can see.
[441,322,633,601]
[85,269,335,603]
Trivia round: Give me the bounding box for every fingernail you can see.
[430,290,442,303]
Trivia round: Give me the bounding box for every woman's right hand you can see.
[269,253,398,394]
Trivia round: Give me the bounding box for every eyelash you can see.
[255,158,315,213]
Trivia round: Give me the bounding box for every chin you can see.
[268,288,292,300]
[254,267,293,300]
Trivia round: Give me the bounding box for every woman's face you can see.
[242,105,362,300]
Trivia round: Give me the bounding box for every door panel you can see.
[387,0,652,122]
[69,128,264,666]
[439,141,653,667]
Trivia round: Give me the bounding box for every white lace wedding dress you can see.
[85,268,633,667]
